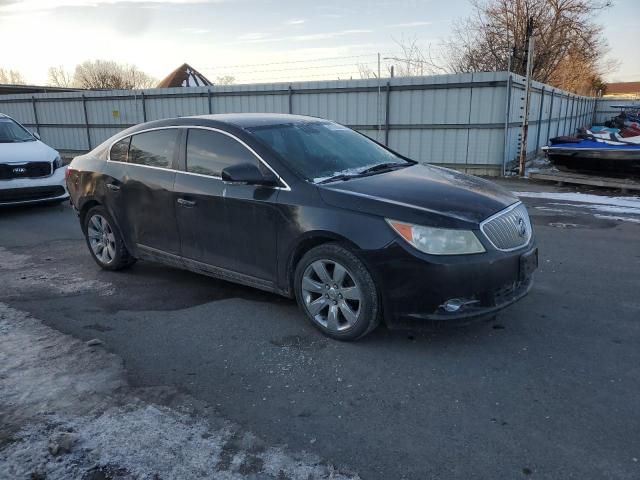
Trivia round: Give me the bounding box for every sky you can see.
[0,0,638,86]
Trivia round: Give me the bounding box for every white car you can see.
[0,113,68,206]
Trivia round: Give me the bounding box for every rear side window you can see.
[186,129,257,177]
[129,129,179,169]
[109,137,130,163]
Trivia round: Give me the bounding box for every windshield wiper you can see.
[316,162,411,185]
[357,162,409,175]
[316,173,360,184]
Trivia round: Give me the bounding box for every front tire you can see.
[83,205,135,271]
[294,243,380,341]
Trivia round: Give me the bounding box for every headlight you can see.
[53,156,64,170]
[386,219,485,255]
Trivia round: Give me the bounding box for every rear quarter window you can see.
[109,137,130,163]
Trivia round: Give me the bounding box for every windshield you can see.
[0,117,36,143]
[249,121,411,183]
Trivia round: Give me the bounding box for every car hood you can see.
[0,140,59,164]
[318,164,518,228]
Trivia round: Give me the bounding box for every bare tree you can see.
[444,0,615,94]
[73,60,156,89]
[47,66,75,87]
[357,37,448,79]
[386,37,448,77]
[0,68,26,85]
[357,64,378,79]
[215,75,236,85]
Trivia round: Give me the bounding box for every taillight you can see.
[65,168,76,181]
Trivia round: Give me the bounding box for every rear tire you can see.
[294,243,380,341]
[83,205,135,271]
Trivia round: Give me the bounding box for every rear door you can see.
[120,128,181,255]
[174,127,280,283]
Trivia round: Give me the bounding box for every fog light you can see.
[441,298,479,313]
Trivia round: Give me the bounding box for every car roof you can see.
[183,113,326,129]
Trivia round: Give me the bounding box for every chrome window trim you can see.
[479,201,532,252]
[106,125,291,191]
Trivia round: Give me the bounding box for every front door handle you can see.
[106,183,120,191]
[177,198,196,207]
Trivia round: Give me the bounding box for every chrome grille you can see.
[480,202,532,251]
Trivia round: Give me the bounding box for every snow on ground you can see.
[513,191,640,222]
[0,302,359,480]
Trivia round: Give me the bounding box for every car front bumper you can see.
[0,166,68,206]
[363,241,538,327]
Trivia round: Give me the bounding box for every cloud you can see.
[238,32,270,41]
[285,19,306,25]
[386,21,432,28]
[0,0,220,13]
[180,27,210,34]
[241,29,373,44]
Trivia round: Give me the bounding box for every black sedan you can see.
[66,114,537,340]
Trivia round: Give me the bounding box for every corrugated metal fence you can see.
[593,98,639,124]
[0,71,598,175]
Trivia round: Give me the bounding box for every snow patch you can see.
[514,191,640,219]
[0,303,359,479]
[513,191,640,208]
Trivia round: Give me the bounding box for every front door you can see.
[174,128,280,284]
[120,128,181,255]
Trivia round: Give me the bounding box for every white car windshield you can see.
[0,118,36,143]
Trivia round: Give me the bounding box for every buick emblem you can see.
[12,167,27,174]
[517,217,527,237]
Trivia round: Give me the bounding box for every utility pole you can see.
[377,52,382,139]
[518,17,535,177]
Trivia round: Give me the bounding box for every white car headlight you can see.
[53,155,64,170]
[386,219,486,255]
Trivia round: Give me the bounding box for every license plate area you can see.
[519,248,538,281]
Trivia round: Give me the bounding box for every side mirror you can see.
[221,162,279,187]
[33,132,41,140]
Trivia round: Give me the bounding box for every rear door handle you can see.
[177,198,196,207]
[106,183,120,191]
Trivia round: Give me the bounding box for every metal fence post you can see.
[31,96,40,136]
[535,86,545,151]
[288,85,293,114]
[501,74,513,176]
[384,81,391,146]
[207,88,213,114]
[81,94,91,150]
[562,96,569,135]
[545,90,555,145]
[140,91,147,122]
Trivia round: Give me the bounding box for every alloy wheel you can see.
[301,259,363,332]
[87,214,116,265]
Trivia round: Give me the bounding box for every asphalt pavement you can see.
[0,178,638,479]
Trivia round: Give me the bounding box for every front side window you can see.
[186,129,257,177]
[129,129,178,169]
[0,117,36,143]
[109,137,130,163]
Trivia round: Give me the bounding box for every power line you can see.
[207,61,380,75]
[230,71,363,82]
[201,53,381,70]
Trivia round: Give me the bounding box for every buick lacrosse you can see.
[67,114,537,340]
